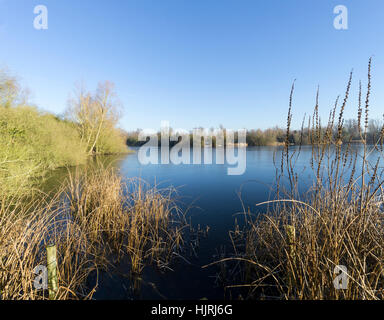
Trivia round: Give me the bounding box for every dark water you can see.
[42,145,381,299]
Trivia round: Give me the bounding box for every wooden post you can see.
[46,245,58,300]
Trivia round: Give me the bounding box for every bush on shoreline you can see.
[0,70,128,195]
[0,105,87,194]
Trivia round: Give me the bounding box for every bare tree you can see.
[67,81,122,154]
[0,69,20,108]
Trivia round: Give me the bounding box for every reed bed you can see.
[215,59,384,300]
[0,191,100,300]
[0,166,188,299]
[64,167,187,274]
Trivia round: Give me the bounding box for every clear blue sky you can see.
[0,0,383,131]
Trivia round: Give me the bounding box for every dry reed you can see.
[209,58,384,300]
[0,166,188,299]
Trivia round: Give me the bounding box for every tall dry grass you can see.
[64,167,187,274]
[0,191,101,300]
[0,166,187,299]
[212,58,384,300]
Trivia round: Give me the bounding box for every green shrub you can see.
[0,105,86,194]
[96,125,128,154]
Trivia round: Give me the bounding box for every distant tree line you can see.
[124,120,384,147]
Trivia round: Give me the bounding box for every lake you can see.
[43,145,378,299]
